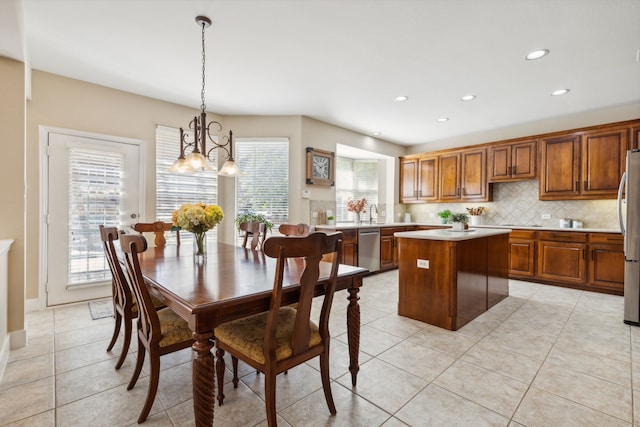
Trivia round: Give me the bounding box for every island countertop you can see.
[394,227,511,241]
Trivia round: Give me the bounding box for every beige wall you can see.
[0,57,26,336]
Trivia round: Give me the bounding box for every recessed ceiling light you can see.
[551,88,570,96]
[372,132,381,136]
[394,95,408,102]
[437,117,449,122]
[526,49,549,60]
[461,95,476,101]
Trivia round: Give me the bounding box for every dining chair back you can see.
[99,225,136,369]
[133,221,180,248]
[239,221,267,250]
[214,231,343,426]
[119,233,195,423]
[278,223,310,237]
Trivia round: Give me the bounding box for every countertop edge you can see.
[395,228,512,241]
[313,223,619,233]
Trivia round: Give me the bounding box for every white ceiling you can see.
[4,0,640,146]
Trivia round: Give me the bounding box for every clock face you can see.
[312,155,330,179]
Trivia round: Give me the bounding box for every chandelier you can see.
[169,16,243,176]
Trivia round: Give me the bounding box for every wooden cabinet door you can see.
[380,235,394,270]
[633,126,640,149]
[439,152,461,200]
[581,127,628,197]
[418,155,438,201]
[512,140,537,180]
[509,238,536,278]
[460,148,487,200]
[539,134,581,200]
[537,240,586,284]
[340,229,358,266]
[399,158,418,203]
[489,144,512,182]
[588,244,625,293]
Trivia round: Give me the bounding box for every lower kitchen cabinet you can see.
[508,229,624,295]
[508,230,536,278]
[340,228,358,266]
[380,227,407,270]
[588,233,625,293]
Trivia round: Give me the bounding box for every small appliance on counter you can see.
[404,213,412,223]
[559,218,572,228]
[619,149,640,326]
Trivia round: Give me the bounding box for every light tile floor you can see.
[1,271,639,426]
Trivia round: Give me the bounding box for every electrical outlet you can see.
[417,259,429,269]
[541,213,551,219]
[429,212,435,217]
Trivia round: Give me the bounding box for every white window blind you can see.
[336,157,379,222]
[235,138,289,243]
[68,147,123,284]
[155,125,219,242]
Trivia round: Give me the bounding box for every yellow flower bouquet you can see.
[172,203,224,258]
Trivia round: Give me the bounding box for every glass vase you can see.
[193,232,206,264]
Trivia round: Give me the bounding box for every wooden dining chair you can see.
[278,223,310,237]
[214,232,343,426]
[239,221,267,250]
[100,225,137,369]
[119,233,195,424]
[133,221,180,248]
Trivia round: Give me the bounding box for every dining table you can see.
[135,241,367,426]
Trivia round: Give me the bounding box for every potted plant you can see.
[437,209,452,224]
[327,215,335,225]
[450,212,469,231]
[234,210,274,233]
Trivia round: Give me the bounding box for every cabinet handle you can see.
[512,165,516,175]
[582,249,585,260]
[419,190,422,197]
[457,188,460,196]
[591,249,594,260]
[508,166,512,176]
[584,180,588,191]
[462,187,466,196]
[414,190,418,197]
[575,181,579,192]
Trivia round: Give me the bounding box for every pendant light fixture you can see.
[169,16,243,176]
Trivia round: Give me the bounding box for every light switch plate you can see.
[541,213,551,219]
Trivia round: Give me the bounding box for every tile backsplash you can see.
[407,180,620,230]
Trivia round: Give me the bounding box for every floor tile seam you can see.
[419,382,511,423]
[542,355,633,389]
[0,370,56,394]
[526,383,633,424]
[0,408,54,427]
[364,320,427,340]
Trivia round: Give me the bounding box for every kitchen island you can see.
[394,228,511,331]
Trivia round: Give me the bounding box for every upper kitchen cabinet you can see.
[488,139,537,182]
[632,124,640,149]
[539,124,629,200]
[439,148,490,202]
[399,155,438,203]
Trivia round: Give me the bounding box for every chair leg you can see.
[264,372,277,427]
[114,314,132,369]
[232,357,239,388]
[319,352,336,415]
[215,348,226,406]
[106,310,122,352]
[138,348,160,424]
[128,340,145,390]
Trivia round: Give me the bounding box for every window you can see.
[336,157,379,222]
[155,125,219,243]
[235,138,289,243]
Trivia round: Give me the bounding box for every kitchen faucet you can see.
[369,204,378,224]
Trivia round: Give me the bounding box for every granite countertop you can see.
[314,222,620,234]
[394,227,511,241]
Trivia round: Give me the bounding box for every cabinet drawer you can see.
[381,227,406,236]
[538,231,587,243]
[589,233,623,244]
[510,230,537,239]
[340,229,357,243]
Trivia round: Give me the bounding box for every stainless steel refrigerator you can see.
[620,149,640,325]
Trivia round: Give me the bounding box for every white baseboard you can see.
[25,298,40,313]
[0,335,9,385]
[10,329,27,350]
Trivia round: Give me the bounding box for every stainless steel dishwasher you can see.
[358,228,380,273]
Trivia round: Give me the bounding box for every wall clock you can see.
[306,147,335,186]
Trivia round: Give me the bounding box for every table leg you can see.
[346,278,362,386]
[192,332,215,426]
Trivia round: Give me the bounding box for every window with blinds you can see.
[235,138,289,243]
[68,147,123,284]
[155,125,219,243]
[336,157,379,222]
